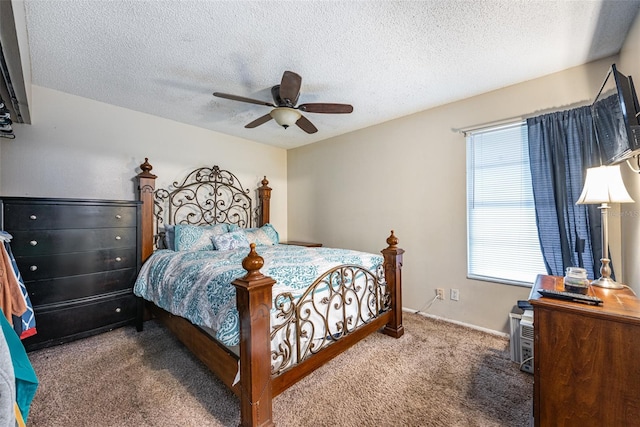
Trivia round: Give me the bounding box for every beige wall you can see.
[619,12,640,292]
[0,86,288,239]
[288,56,619,334]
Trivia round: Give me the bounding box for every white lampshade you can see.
[270,107,301,129]
[576,165,634,205]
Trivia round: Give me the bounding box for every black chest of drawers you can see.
[0,197,141,351]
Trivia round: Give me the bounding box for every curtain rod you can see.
[452,115,526,137]
[454,100,593,137]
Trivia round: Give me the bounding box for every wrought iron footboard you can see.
[270,263,390,375]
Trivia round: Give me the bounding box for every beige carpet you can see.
[26,313,532,426]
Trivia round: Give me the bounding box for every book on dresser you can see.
[0,197,142,351]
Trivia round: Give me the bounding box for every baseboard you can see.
[403,308,509,338]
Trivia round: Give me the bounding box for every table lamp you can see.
[576,164,634,288]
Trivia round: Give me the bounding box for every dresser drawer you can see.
[22,293,137,350]
[9,227,137,255]
[26,268,138,306]
[15,247,137,280]
[3,202,137,230]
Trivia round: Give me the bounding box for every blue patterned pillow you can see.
[243,223,279,245]
[211,230,250,251]
[174,224,229,251]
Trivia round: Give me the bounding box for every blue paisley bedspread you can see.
[133,244,383,347]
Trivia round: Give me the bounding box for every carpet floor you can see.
[26,312,533,426]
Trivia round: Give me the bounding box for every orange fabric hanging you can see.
[0,245,26,322]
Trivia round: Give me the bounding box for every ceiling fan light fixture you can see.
[214,71,353,134]
[270,107,301,129]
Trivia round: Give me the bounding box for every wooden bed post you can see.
[136,158,157,332]
[381,230,405,338]
[137,158,157,263]
[232,244,276,427]
[257,177,271,227]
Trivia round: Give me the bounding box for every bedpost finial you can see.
[138,157,157,178]
[261,176,270,187]
[386,230,398,249]
[141,158,152,173]
[242,243,265,279]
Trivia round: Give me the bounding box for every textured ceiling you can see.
[21,0,640,149]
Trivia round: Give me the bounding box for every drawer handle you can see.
[29,215,37,220]
[29,240,38,246]
[115,214,122,219]
[115,307,121,313]
[115,257,122,262]
[115,236,122,240]
[29,265,37,272]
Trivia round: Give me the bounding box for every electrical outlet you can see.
[451,289,460,301]
[436,288,444,300]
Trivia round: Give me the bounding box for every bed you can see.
[134,158,404,427]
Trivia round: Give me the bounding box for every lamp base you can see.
[591,276,624,289]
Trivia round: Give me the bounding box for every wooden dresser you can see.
[529,274,640,426]
[0,197,141,351]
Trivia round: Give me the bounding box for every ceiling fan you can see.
[213,71,353,134]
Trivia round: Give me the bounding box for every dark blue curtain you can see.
[527,106,606,280]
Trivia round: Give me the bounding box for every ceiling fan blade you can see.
[296,115,318,134]
[279,71,302,105]
[245,114,273,128]
[213,92,274,107]
[297,103,354,114]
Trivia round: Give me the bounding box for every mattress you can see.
[134,244,384,348]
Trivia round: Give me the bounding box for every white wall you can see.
[618,12,640,292]
[288,56,618,334]
[0,86,288,239]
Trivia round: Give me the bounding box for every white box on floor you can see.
[519,310,534,374]
[509,311,522,363]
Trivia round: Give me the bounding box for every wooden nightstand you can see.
[280,241,322,247]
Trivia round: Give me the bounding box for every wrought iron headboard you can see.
[153,165,257,241]
[136,158,272,260]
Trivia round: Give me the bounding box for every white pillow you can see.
[211,230,251,251]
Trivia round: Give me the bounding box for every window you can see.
[466,122,547,286]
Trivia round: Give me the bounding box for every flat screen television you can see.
[591,64,640,165]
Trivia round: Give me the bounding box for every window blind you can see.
[466,122,547,286]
